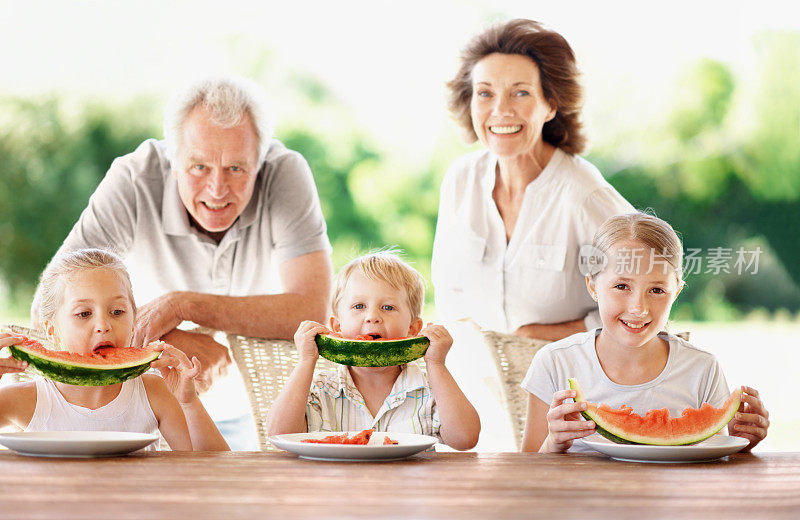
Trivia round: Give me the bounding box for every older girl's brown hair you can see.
[592,213,684,284]
[447,18,586,154]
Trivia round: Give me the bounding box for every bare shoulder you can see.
[140,374,171,405]
[141,373,168,395]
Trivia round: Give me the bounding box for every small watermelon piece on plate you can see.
[6,332,160,386]
[315,333,429,367]
[568,378,742,446]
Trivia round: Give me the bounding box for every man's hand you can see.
[133,292,186,348]
[160,329,232,394]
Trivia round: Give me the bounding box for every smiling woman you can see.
[431,19,634,341]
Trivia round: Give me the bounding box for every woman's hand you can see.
[728,385,769,451]
[0,333,27,381]
[293,321,327,363]
[421,323,453,366]
[540,389,596,453]
[149,341,201,405]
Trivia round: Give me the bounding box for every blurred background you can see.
[1,0,798,451]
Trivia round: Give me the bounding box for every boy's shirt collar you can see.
[326,363,428,420]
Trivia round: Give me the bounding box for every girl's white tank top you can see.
[26,376,160,451]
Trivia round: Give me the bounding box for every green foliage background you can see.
[1,32,798,322]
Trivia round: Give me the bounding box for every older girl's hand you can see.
[728,385,769,451]
[149,341,201,405]
[540,389,596,453]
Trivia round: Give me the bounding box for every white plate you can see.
[583,434,749,463]
[0,431,159,458]
[268,431,438,461]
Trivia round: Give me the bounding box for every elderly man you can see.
[57,77,333,449]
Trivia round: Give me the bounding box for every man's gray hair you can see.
[163,76,274,165]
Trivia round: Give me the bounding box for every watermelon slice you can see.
[7,334,160,386]
[315,334,429,367]
[568,378,742,445]
[302,429,375,445]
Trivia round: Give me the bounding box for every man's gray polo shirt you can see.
[59,138,332,420]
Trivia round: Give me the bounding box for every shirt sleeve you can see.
[700,355,730,408]
[265,151,332,264]
[58,155,138,255]
[520,347,558,405]
[577,186,635,248]
[431,161,464,324]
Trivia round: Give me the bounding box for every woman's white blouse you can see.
[431,148,634,334]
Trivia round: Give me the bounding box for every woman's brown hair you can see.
[447,19,586,154]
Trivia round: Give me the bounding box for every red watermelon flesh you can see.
[569,378,742,445]
[8,333,160,386]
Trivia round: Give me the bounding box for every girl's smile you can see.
[587,240,682,352]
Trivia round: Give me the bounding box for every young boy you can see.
[266,251,480,450]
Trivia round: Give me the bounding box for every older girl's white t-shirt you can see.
[521,328,730,453]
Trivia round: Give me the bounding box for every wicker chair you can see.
[480,330,550,451]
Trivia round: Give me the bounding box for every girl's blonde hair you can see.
[592,212,684,283]
[31,248,135,332]
[331,250,425,319]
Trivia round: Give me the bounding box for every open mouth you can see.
[619,319,650,333]
[201,202,231,211]
[366,333,383,340]
[489,125,522,135]
[92,341,115,355]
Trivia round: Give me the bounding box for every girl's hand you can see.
[729,385,769,451]
[541,389,596,453]
[421,323,453,366]
[0,333,28,380]
[149,341,201,405]
[293,321,327,363]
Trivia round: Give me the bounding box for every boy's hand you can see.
[149,341,201,405]
[421,323,452,366]
[0,333,28,380]
[729,385,769,451]
[541,389,596,453]
[293,321,328,363]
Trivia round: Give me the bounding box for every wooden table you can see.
[1,451,798,519]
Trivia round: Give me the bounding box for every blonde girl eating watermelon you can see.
[0,248,228,451]
[521,213,770,453]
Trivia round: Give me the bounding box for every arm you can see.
[142,375,193,451]
[264,321,328,436]
[149,343,229,451]
[514,319,586,342]
[521,390,595,453]
[421,324,480,451]
[133,250,333,346]
[727,385,769,452]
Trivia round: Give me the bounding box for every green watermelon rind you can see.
[9,344,160,387]
[315,334,429,367]
[568,378,741,446]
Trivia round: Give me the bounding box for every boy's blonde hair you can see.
[331,251,425,318]
[592,212,684,283]
[31,248,136,332]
